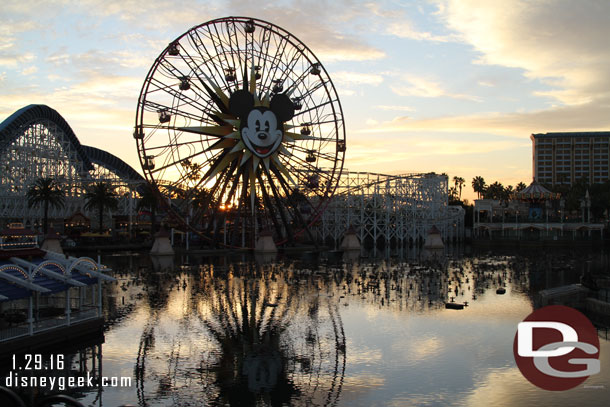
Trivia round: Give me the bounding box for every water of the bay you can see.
[3,247,610,406]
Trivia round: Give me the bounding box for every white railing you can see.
[0,324,29,342]
[0,306,100,342]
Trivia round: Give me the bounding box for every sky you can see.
[1,0,610,201]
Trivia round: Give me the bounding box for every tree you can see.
[453,176,465,200]
[84,182,119,233]
[449,186,460,203]
[471,176,486,199]
[590,180,610,220]
[137,183,160,234]
[515,182,527,192]
[27,177,65,234]
[484,181,505,200]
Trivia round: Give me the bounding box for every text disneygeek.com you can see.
[5,371,132,391]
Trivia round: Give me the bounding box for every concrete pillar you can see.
[151,227,174,255]
[424,226,444,249]
[41,228,64,255]
[340,225,360,251]
[254,229,277,253]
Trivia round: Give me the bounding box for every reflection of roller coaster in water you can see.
[133,262,346,406]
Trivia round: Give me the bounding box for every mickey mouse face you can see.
[229,89,295,159]
[241,108,283,158]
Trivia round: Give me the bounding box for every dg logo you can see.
[513,305,600,391]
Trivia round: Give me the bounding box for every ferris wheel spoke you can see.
[204,165,238,240]
[222,166,244,208]
[274,46,306,94]
[256,171,288,242]
[142,100,207,124]
[254,24,273,87]
[149,148,210,176]
[289,144,337,163]
[190,171,225,220]
[187,30,227,89]
[292,99,336,118]
[185,160,235,219]
[269,165,318,244]
[153,142,199,180]
[177,47,231,114]
[207,24,236,91]
[281,159,333,196]
[283,68,311,97]
[223,20,243,90]
[279,150,325,175]
[209,165,239,219]
[143,139,204,157]
[259,34,290,94]
[148,77,210,113]
[164,152,223,198]
[161,66,219,113]
[258,168,293,242]
[292,80,326,105]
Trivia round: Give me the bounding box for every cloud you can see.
[221,0,386,62]
[477,80,495,88]
[363,97,610,136]
[21,66,38,75]
[386,21,457,42]
[333,71,384,87]
[348,134,525,161]
[0,20,39,47]
[374,105,416,112]
[437,0,610,105]
[392,335,444,365]
[391,74,481,101]
[0,52,36,67]
[46,52,71,66]
[60,0,387,62]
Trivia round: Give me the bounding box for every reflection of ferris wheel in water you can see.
[133,264,346,406]
[135,17,346,246]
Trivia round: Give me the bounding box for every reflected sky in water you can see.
[20,249,610,406]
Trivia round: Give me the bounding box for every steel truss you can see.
[315,171,464,247]
[0,105,145,230]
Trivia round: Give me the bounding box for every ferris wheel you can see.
[134,16,346,247]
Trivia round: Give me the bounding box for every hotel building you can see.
[531,132,610,186]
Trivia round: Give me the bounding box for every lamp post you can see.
[585,189,591,223]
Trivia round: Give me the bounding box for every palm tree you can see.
[449,186,459,203]
[453,176,465,200]
[504,185,515,202]
[472,176,486,199]
[485,181,505,200]
[27,177,65,234]
[516,182,527,192]
[84,182,119,233]
[137,184,160,234]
